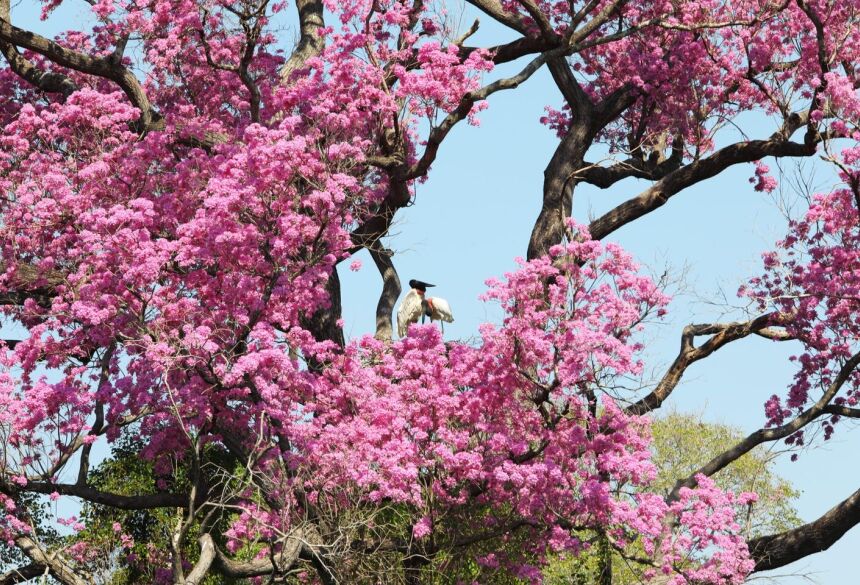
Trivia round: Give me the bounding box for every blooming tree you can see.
[0,0,858,583]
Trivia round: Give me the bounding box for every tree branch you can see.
[184,533,217,585]
[0,563,43,585]
[0,16,157,129]
[625,314,788,416]
[212,530,304,577]
[280,0,324,80]
[670,350,860,499]
[589,138,816,241]
[14,536,89,585]
[368,246,401,341]
[464,0,530,35]
[22,482,187,509]
[749,486,860,572]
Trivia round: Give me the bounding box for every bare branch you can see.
[670,350,860,499]
[22,482,188,509]
[822,404,860,418]
[626,314,789,416]
[589,138,816,241]
[749,486,860,572]
[406,48,556,180]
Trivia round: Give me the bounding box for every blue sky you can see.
[6,2,860,582]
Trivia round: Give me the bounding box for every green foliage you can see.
[650,412,801,536]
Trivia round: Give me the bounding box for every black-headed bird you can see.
[397,279,454,337]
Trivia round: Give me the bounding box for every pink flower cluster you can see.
[746,149,860,440]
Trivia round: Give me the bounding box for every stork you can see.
[397,279,454,338]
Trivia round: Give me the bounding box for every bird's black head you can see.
[409,279,435,292]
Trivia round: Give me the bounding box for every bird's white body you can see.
[396,289,454,337]
[425,296,454,324]
[397,289,424,337]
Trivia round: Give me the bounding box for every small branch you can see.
[406,47,559,180]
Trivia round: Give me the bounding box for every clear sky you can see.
[6,2,860,583]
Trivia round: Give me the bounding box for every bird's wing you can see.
[428,297,454,323]
[397,290,423,337]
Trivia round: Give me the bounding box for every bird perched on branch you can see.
[397,279,454,338]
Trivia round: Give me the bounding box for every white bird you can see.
[397,279,454,338]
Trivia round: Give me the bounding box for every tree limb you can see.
[22,482,187,509]
[0,563,43,585]
[625,314,789,416]
[589,138,816,241]
[14,536,89,585]
[212,530,304,577]
[670,350,860,499]
[749,486,860,572]
[280,0,324,80]
[368,246,402,341]
[0,16,157,129]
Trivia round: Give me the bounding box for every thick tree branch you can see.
[14,536,89,585]
[546,55,593,116]
[579,145,684,188]
[0,563,43,585]
[588,138,815,241]
[528,118,596,259]
[822,404,860,418]
[212,530,304,577]
[464,0,530,35]
[369,246,402,341]
[473,36,556,65]
[0,17,157,129]
[280,0,324,80]
[22,482,187,509]
[749,486,860,572]
[184,534,217,585]
[0,0,77,96]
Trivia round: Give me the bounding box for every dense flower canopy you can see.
[0,0,858,583]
